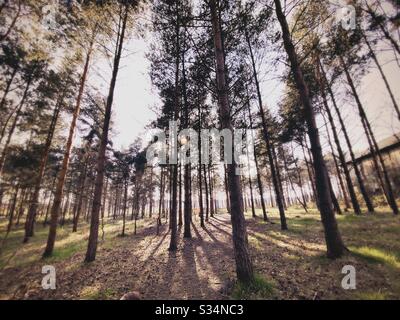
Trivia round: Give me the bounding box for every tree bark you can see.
[245,27,286,228]
[24,95,63,242]
[274,0,345,258]
[340,55,398,215]
[0,78,31,177]
[318,68,360,214]
[319,61,374,212]
[209,0,254,283]
[42,28,95,258]
[85,8,128,262]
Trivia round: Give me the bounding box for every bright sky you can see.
[99,4,400,157]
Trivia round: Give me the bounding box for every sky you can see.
[95,3,400,158]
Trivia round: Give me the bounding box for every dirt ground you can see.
[0,209,399,300]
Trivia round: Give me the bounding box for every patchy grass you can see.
[0,218,139,270]
[231,274,275,300]
[1,205,399,300]
[79,286,117,300]
[354,291,387,300]
[350,246,400,269]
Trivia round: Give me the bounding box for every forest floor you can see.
[0,207,399,300]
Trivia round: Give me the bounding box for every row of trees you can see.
[0,0,399,285]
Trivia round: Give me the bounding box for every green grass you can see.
[231,274,275,300]
[79,286,117,300]
[0,218,139,270]
[350,246,400,269]
[355,291,387,300]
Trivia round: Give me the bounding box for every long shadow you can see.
[202,226,220,243]
[145,230,169,261]
[206,221,231,237]
[211,215,231,224]
[180,238,208,298]
[191,223,204,243]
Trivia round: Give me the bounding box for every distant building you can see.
[347,133,400,195]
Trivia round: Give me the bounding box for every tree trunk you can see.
[0,65,18,130]
[203,165,210,221]
[223,165,230,213]
[24,95,63,242]
[43,28,95,258]
[168,1,181,251]
[340,55,398,215]
[247,99,268,221]
[323,115,351,212]
[6,184,19,235]
[245,135,256,218]
[320,61,374,212]
[178,164,182,225]
[209,0,254,283]
[0,78,31,177]
[363,32,400,121]
[121,179,127,237]
[198,107,205,228]
[274,0,345,258]
[0,0,21,42]
[85,8,128,262]
[72,159,88,232]
[319,69,360,214]
[245,27,286,228]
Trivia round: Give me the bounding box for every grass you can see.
[0,218,141,270]
[79,286,117,300]
[1,204,400,300]
[231,274,275,300]
[355,291,387,300]
[350,246,400,269]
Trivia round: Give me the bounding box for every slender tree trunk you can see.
[301,141,317,203]
[24,96,63,242]
[274,0,345,258]
[320,61,374,212]
[61,178,73,226]
[181,42,192,238]
[198,107,205,228]
[282,147,308,212]
[224,165,230,213]
[247,99,268,221]
[72,159,88,232]
[340,55,398,215]
[121,179,127,237]
[85,9,128,262]
[0,0,21,42]
[245,134,256,218]
[245,28,286,229]
[203,165,209,221]
[101,177,108,241]
[16,187,29,225]
[208,164,215,217]
[209,0,254,283]
[157,167,164,235]
[6,184,19,235]
[43,29,95,258]
[366,5,400,55]
[0,66,18,126]
[0,78,31,177]
[291,143,308,211]
[168,1,181,251]
[319,70,360,214]
[324,116,351,212]
[178,164,182,225]
[363,32,400,121]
